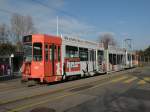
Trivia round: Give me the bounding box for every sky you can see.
[0,0,150,50]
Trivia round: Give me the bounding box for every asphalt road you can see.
[0,67,150,112]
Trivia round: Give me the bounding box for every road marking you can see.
[144,77,150,82]
[7,75,122,112]
[137,80,146,85]
[0,74,122,106]
[8,81,110,112]
[6,73,133,112]
[137,77,150,85]
[111,76,128,83]
[7,92,73,112]
[0,83,7,86]
[123,77,137,84]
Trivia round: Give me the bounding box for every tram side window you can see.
[79,48,88,61]
[49,45,52,60]
[90,50,94,61]
[66,45,78,58]
[54,45,57,60]
[98,50,103,65]
[113,54,117,65]
[94,51,96,61]
[58,46,61,62]
[33,43,42,61]
[45,45,48,61]
[128,54,131,61]
[49,45,56,61]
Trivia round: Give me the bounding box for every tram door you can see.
[44,44,50,76]
[48,44,61,76]
[47,44,56,76]
[44,44,54,77]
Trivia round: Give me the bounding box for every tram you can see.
[22,34,137,83]
[22,34,105,83]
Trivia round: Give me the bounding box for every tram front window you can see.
[33,43,42,61]
[24,44,32,62]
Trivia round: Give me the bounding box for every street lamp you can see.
[10,54,14,76]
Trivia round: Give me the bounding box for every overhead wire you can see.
[31,0,78,19]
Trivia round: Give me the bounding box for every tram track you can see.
[0,71,131,106]
[0,68,137,108]
[0,82,25,92]
[0,78,52,93]
[0,83,46,95]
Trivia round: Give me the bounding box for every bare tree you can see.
[98,32,117,49]
[10,13,37,51]
[0,23,9,43]
[0,23,16,56]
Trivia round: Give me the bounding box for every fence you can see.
[138,56,150,67]
[0,53,23,81]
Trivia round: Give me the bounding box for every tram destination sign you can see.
[23,35,32,43]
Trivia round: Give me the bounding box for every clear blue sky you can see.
[0,0,150,50]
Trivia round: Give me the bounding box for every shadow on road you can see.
[30,107,56,112]
[103,89,148,112]
[64,87,149,112]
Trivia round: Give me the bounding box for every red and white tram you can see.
[22,34,137,83]
[22,34,105,83]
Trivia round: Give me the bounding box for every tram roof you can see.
[32,34,62,44]
[62,35,104,49]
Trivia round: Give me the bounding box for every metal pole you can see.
[9,56,11,76]
[57,16,59,36]
[140,55,141,66]
[144,56,145,65]
[140,55,142,66]
[111,53,114,70]
[126,51,128,67]
[106,49,109,72]
[131,53,132,67]
[116,54,117,71]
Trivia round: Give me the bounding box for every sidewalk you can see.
[0,73,21,82]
